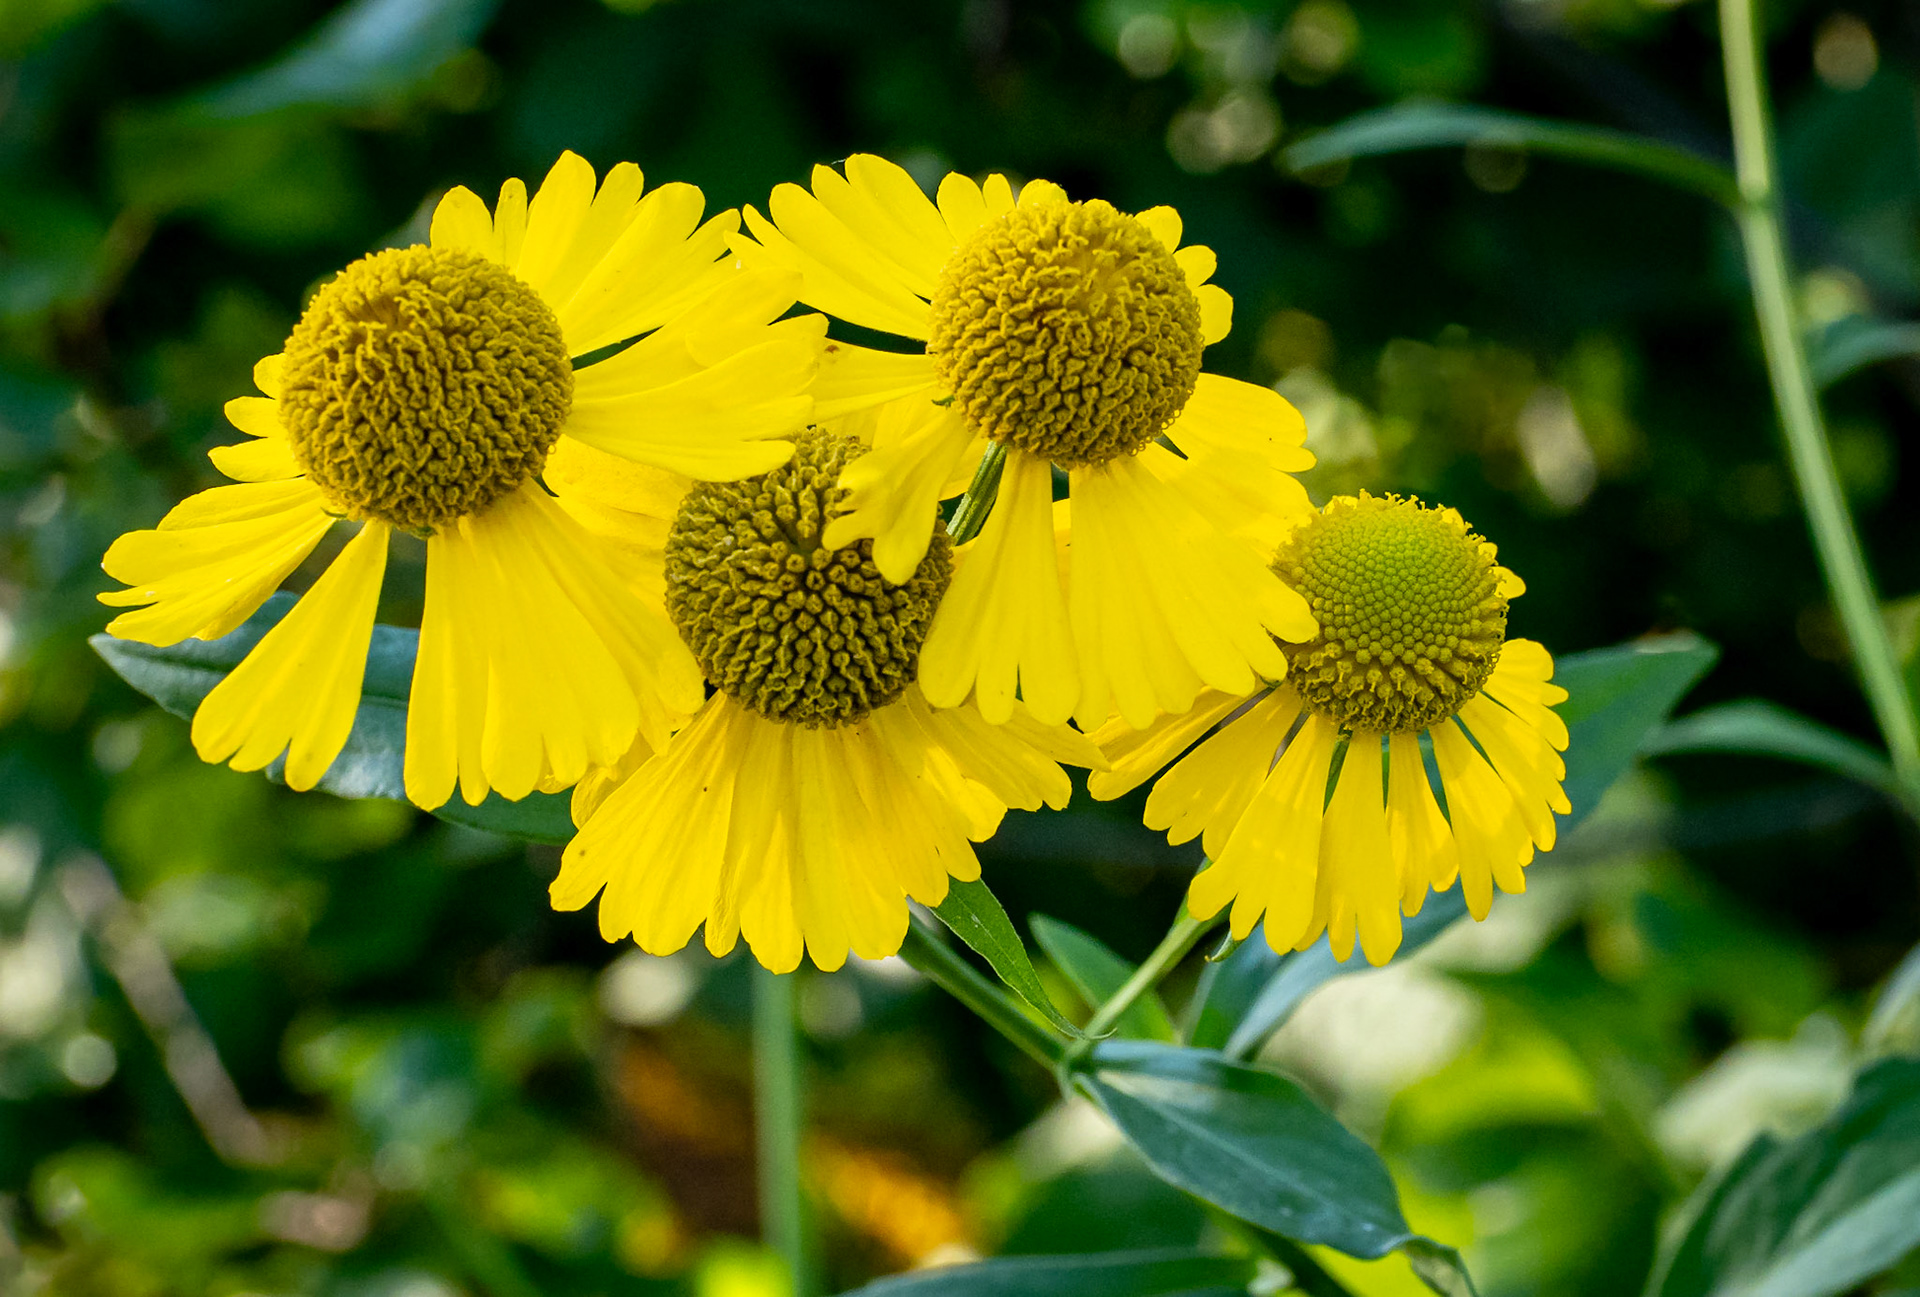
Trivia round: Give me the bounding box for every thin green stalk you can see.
[1093,913,1216,1042]
[899,916,1065,1067]
[752,964,811,1296]
[1718,0,1920,803]
[1210,1213,1360,1297]
[946,442,1007,544]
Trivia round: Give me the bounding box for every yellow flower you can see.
[547,430,1105,973]
[1090,495,1570,966]
[99,152,821,809]
[732,155,1318,731]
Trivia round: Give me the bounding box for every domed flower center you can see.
[1275,494,1509,733]
[926,198,1204,467]
[665,431,952,727]
[279,245,572,532]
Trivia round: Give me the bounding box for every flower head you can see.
[549,429,1104,973]
[1091,493,1568,966]
[99,153,820,809]
[733,157,1315,732]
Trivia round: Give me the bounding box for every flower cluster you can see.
[100,152,1568,972]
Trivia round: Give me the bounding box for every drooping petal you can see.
[1482,639,1570,750]
[1306,732,1402,965]
[1189,712,1337,947]
[1068,454,1310,730]
[190,521,388,790]
[907,689,1096,812]
[1460,694,1571,851]
[919,451,1078,725]
[402,484,701,810]
[99,480,335,646]
[1430,719,1535,920]
[1386,731,1460,912]
[819,396,974,583]
[1143,688,1302,861]
[1086,688,1249,801]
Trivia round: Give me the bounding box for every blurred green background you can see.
[2,0,1918,1293]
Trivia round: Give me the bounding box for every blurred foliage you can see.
[2,0,1919,1294]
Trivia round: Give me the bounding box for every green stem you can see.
[1064,911,1218,1069]
[752,964,811,1297]
[1718,0,1920,803]
[899,916,1065,1068]
[1094,912,1216,1042]
[946,442,1008,545]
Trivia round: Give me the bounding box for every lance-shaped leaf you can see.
[834,1248,1256,1296]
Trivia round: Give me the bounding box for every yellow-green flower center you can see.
[279,245,572,532]
[926,198,1204,467]
[664,431,952,727]
[1275,494,1509,733]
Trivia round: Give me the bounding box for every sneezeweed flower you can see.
[1090,494,1570,966]
[732,155,1318,731]
[547,429,1105,973]
[98,153,820,810]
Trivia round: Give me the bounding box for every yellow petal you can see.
[1483,640,1570,749]
[429,185,499,260]
[1068,455,1306,730]
[557,186,742,355]
[937,172,991,245]
[1135,205,1182,250]
[1086,687,1248,801]
[811,154,955,299]
[1430,720,1535,920]
[1195,283,1233,346]
[100,481,334,646]
[919,451,1078,726]
[814,342,939,420]
[515,151,599,299]
[252,354,285,400]
[1018,178,1069,207]
[1387,731,1460,912]
[1189,712,1336,946]
[564,336,814,480]
[1144,688,1301,860]
[1160,375,1315,545]
[907,689,1075,811]
[494,177,529,267]
[1174,244,1216,287]
[224,395,282,439]
[190,521,388,790]
[1314,732,1402,965]
[1460,695,1571,850]
[742,192,933,339]
[820,397,974,584]
[208,436,299,482]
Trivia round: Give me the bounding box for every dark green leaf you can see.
[1280,103,1739,207]
[1185,937,1281,1052]
[1866,940,1920,1054]
[834,1248,1255,1296]
[931,880,1083,1038]
[1554,633,1719,822]
[1030,914,1176,1042]
[1212,633,1719,1060]
[1810,317,1920,389]
[1078,1041,1476,1293]
[90,596,576,843]
[1646,699,1901,802]
[1647,1057,1920,1297]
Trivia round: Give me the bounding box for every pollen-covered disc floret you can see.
[927,198,1204,467]
[665,431,952,727]
[1276,494,1509,733]
[280,245,573,531]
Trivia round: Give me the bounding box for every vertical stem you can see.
[752,964,810,1296]
[898,917,1066,1068]
[1719,0,1920,801]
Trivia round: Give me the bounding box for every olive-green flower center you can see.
[279,245,572,532]
[926,198,1204,468]
[664,431,952,728]
[1275,494,1509,733]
